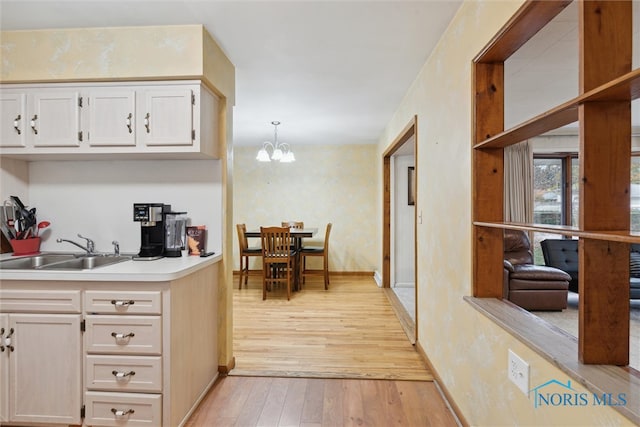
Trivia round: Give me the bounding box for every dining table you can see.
[245,227,318,291]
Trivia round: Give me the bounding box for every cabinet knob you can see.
[144,113,150,133]
[13,115,21,135]
[111,408,135,417]
[30,114,38,135]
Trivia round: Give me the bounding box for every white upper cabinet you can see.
[0,93,26,148]
[1,90,81,149]
[0,81,220,160]
[87,89,136,147]
[30,90,82,147]
[140,89,193,146]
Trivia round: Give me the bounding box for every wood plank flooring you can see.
[232,275,431,380]
[185,275,459,426]
[185,376,459,427]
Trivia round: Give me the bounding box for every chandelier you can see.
[256,121,295,162]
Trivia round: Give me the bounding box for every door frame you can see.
[382,116,417,338]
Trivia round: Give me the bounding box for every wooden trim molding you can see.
[218,356,235,376]
[415,340,469,427]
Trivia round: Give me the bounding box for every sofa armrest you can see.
[503,259,515,272]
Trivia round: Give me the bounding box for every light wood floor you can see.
[232,274,431,380]
[185,275,459,426]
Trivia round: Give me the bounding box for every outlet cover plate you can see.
[508,349,529,395]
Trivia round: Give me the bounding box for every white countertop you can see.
[0,252,222,282]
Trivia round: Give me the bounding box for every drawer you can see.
[85,391,162,427]
[86,355,162,393]
[85,291,162,315]
[0,289,81,313]
[86,315,162,355]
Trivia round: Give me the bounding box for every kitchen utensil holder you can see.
[10,237,41,256]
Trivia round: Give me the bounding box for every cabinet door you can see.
[139,88,193,146]
[29,90,82,147]
[88,90,136,146]
[0,314,8,423]
[9,314,82,424]
[0,93,27,148]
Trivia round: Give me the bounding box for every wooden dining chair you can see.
[300,223,332,290]
[236,224,262,289]
[260,226,295,300]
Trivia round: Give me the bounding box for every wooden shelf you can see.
[474,68,640,150]
[473,221,640,243]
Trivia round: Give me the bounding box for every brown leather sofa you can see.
[503,230,571,311]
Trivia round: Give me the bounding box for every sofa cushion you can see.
[630,252,640,278]
[511,264,572,281]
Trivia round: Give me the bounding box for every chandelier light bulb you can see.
[255,121,295,163]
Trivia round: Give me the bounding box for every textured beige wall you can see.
[378,0,634,425]
[0,24,235,102]
[233,144,378,273]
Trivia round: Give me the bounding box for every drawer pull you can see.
[111,332,135,340]
[111,408,135,417]
[111,299,136,307]
[112,370,136,379]
[13,115,21,135]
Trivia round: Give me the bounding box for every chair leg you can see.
[324,254,329,290]
[286,260,291,300]
[238,256,244,290]
[262,264,268,300]
[244,255,249,285]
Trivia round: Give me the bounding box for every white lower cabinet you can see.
[1,263,219,426]
[84,291,163,427]
[0,292,83,425]
[85,392,162,427]
[86,355,162,393]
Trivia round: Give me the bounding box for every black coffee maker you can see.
[133,203,171,259]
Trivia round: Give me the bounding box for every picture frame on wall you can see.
[408,166,415,206]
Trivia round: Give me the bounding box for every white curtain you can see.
[504,140,533,223]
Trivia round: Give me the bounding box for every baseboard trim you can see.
[218,356,236,376]
[383,288,415,344]
[178,373,219,427]
[415,341,468,427]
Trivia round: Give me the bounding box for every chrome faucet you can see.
[57,234,96,255]
[112,240,120,256]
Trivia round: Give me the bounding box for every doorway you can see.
[382,116,417,341]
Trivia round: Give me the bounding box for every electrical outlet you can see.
[508,349,529,395]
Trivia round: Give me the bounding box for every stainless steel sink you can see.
[0,254,132,270]
[0,254,79,270]
[39,255,133,270]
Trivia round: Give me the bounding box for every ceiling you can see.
[2,1,637,149]
[0,0,462,148]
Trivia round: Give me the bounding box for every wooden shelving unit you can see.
[472,0,636,366]
[474,68,640,150]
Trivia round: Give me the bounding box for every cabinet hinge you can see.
[78,97,83,108]
[78,131,83,142]
[81,404,85,418]
[192,93,196,105]
[192,129,196,141]
[80,320,85,332]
